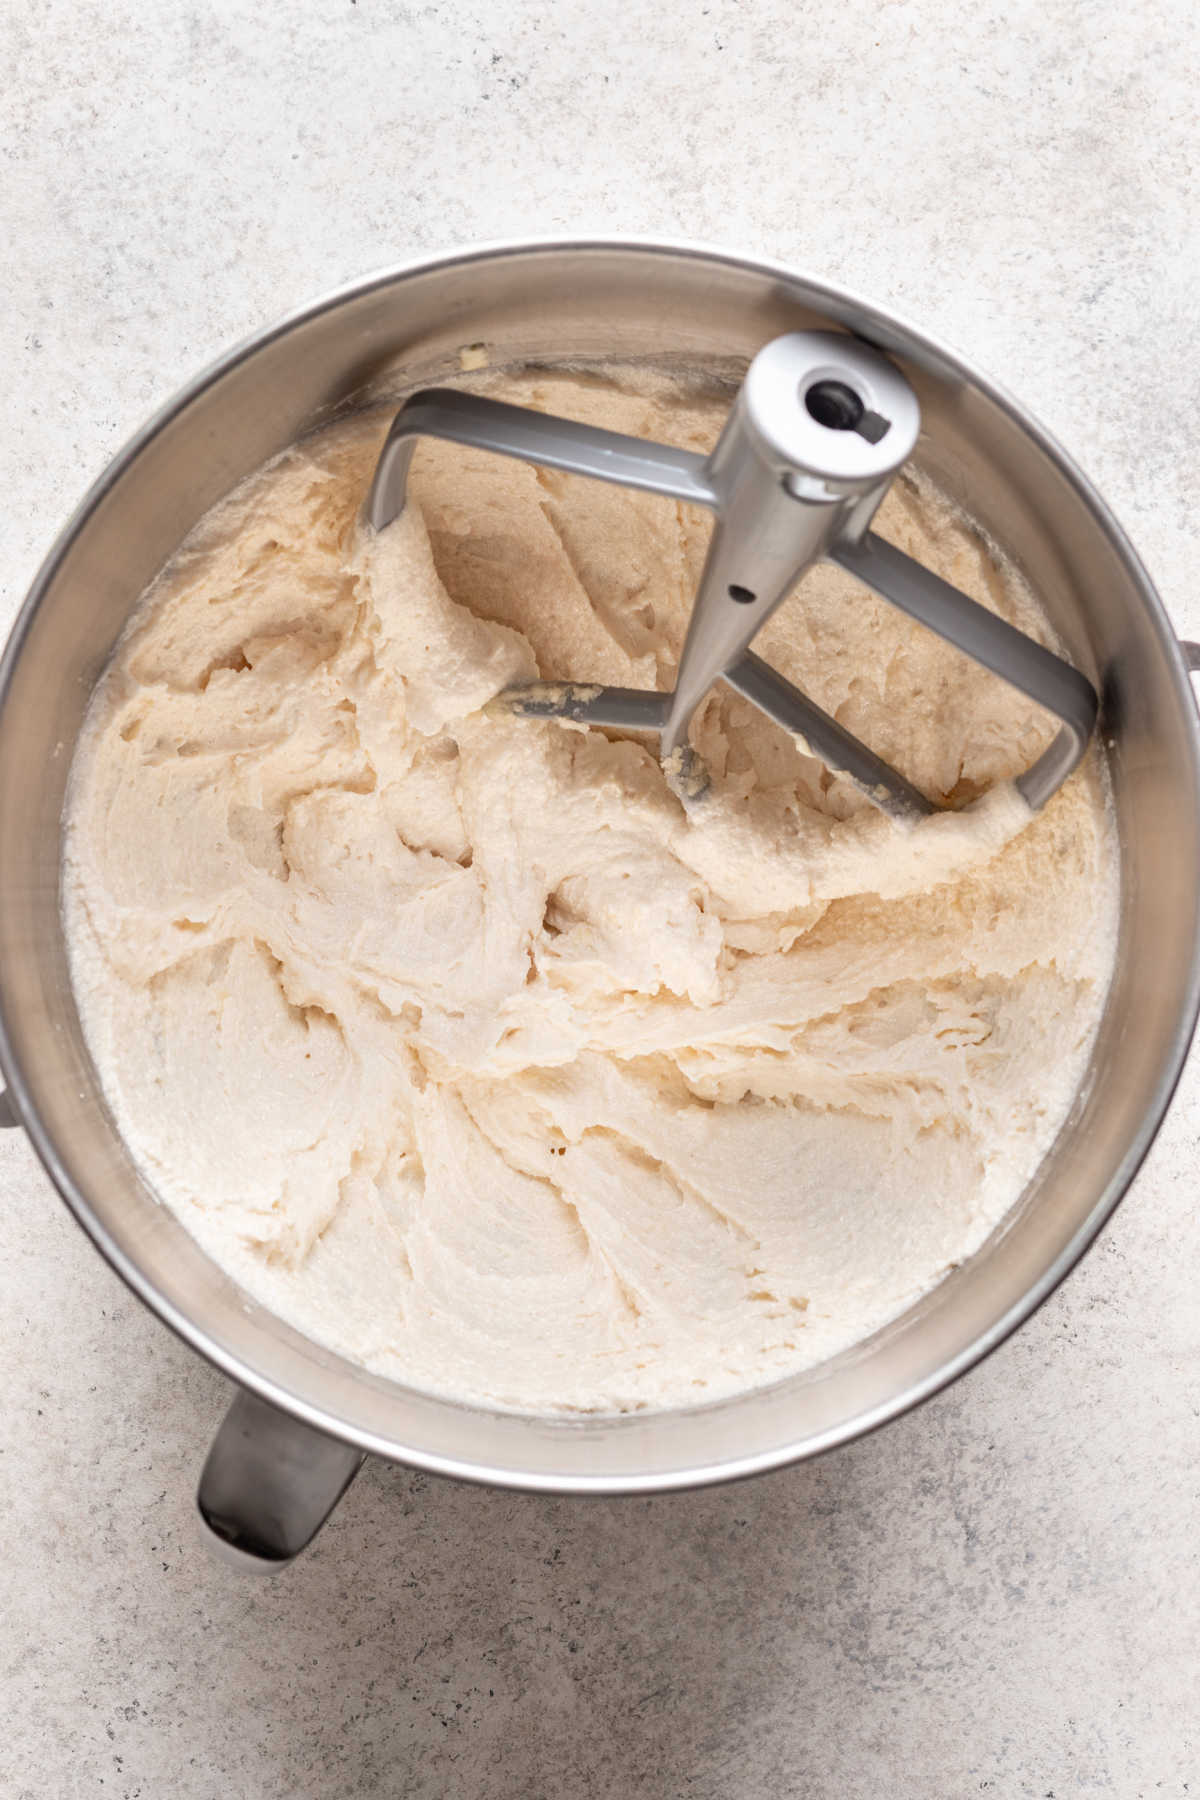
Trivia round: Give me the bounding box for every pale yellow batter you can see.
[63,366,1118,1411]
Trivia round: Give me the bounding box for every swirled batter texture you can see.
[63,367,1117,1410]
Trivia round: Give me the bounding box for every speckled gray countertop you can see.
[2,4,1198,1795]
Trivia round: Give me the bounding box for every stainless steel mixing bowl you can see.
[3,239,1198,1566]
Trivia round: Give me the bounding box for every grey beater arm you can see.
[724,651,935,820]
[364,332,1098,818]
[367,388,718,527]
[831,533,1097,811]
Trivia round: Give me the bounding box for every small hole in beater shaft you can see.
[728,584,757,605]
[805,379,865,432]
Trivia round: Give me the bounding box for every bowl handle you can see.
[0,1088,16,1128]
[197,1386,363,1572]
[1182,641,1200,677]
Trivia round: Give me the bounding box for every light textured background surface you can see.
[2,3,1198,1795]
